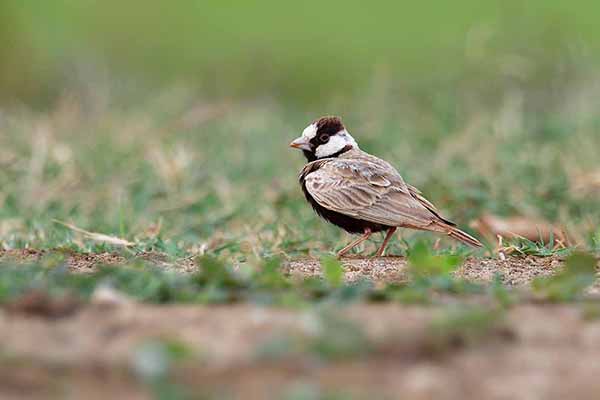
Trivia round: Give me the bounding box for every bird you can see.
[289,115,483,258]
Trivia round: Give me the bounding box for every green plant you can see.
[532,252,598,302]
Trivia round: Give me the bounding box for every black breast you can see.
[299,165,390,234]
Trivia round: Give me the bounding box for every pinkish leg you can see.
[374,227,397,257]
[337,228,372,258]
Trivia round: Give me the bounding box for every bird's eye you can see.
[319,134,330,142]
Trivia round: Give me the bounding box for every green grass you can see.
[1,76,599,257]
[1,30,599,326]
[0,1,599,258]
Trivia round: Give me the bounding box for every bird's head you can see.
[289,116,359,162]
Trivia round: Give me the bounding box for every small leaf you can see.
[565,252,597,276]
[254,257,288,289]
[532,251,597,302]
[195,255,238,287]
[321,256,344,287]
[408,242,462,279]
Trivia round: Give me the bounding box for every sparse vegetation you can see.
[1,2,600,398]
[1,87,599,397]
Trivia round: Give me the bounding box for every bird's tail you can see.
[446,226,483,248]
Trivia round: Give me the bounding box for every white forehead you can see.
[302,123,318,139]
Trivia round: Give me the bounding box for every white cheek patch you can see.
[316,134,354,158]
[339,130,358,148]
[302,123,317,140]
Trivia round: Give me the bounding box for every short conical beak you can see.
[289,136,312,151]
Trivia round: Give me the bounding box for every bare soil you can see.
[1,249,600,399]
[0,248,198,273]
[286,254,566,286]
[0,248,569,283]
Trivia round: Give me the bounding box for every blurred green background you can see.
[1,1,599,255]
[2,0,599,105]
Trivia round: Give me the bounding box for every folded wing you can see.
[303,159,448,229]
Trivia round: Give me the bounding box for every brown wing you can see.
[406,184,456,227]
[304,158,444,229]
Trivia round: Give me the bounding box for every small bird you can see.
[290,116,483,258]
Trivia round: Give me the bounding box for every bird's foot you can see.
[336,250,352,259]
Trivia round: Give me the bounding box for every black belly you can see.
[301,181,390,234]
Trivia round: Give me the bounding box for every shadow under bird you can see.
[290,116,483,258]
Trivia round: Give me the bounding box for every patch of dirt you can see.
[0,249,126,272]
[3,249,600,398]
[457,255,564,285]
[3,249,598,291]
[0,248,46,264]
[5,290,82,318]
[286,255,410,283]
[68,252,127,272]
[1,303,600,399]
[286,255,568,287]
[3,249,597,289]
[0,249,196,273]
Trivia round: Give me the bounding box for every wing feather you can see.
[304,158,443,228]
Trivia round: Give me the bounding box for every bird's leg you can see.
[337,228,372,258]
[374,227,397,257]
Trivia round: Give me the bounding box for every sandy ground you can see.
[1,249,600,399]
[0,248,568,283]
[286,254,565,286]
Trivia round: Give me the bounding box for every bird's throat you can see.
[303,144,353,162]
